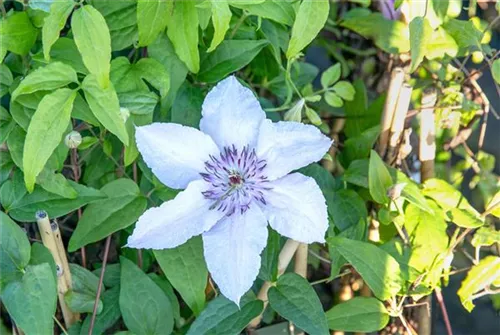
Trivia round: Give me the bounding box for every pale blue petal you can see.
[257,120,332,180]
[263,173,328,244]
[200,76,265,150]
[202,205,268,305]
[127,180,225,249]
[136,122,219,189]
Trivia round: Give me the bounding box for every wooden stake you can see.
[36,211,79,328]
[294,243,308,278]
[417,90,437,335]
[248,239,300,329]
[387,84,413,163]
[378,68,405,158]
[419,90,437,181]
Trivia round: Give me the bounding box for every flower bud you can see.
[387,182,407,201]
[284,99,305,122]
[64,131,82,149]
[120,107,130,122]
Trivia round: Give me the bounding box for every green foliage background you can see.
[0,0,499,334]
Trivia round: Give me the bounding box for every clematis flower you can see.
[127,76,331,305]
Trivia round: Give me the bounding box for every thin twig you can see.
[88,235,112,335]
[53,316,69,335]
[435,288,453,335]
[71,147,86,268]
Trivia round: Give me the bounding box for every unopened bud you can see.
[120,107,130,122]
[284,99,305,122]
[64,131,82,149]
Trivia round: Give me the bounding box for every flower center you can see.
[201,145,270,216]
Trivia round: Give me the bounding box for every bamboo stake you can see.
[36,211,79,328]
[377,68,405,158]
[417,90,437,335]
[248,239,300,329]
[386,84,413,163]
[419,90,437,181]
[294,243,308,278]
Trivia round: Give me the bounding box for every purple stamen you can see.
[200,145,270,216]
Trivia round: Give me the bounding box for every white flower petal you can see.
[257,120,332,180]
[127,180,224,249]
[200,76,265,150]
[136,122,219,189]
[263,173,328,244]
[202,205,268,305]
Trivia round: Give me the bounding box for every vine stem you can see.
[88,235,112,335]
[435,288,453,335]
[247,239,300,329]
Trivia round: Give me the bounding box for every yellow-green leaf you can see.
[0,12,38,56]
[12,62,78,101]
[369,150,392,204]
[72,5,112,87]
[42,0,75,61]
[137,0,172,47]
[208,0,232,52]
[23,89,76,192]
[82,74,129,145]
[166,1,200,73]
[409,16,433,73]
[286,0,329,59]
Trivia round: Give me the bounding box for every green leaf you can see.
[426,27,458,59]
[36,169,77,199]
[23,88,76,192]
[148,273,181,322]
[0,106,15,143]
[171,82,204,128]
[80,286,121,335]
[404,202,448,272]
[286,0,329,59]
[0,12,38,55]
[72,93,100,126]
[208,0,232,52]
[29,242,57,282]
[198,39,269,83]
[82,74,129,145]
[446,207,484,228]
[1,264,57,335]
[8,181,105,222]
[230,0,296,26]
[137,0,171,46]
[119,256,174,335]
[0,63,13,97]
[326,297,390,332]
[330,189,368,231]
[34,37,88,74]
[409,17,433,73]
[443,19,482,52]
[339,126,380,167]
[324,91,343,108]
[148,33,189,113]
[0,211,30,286]
[341,13,410,53]
[458,256,500,312]
[258,228,281,281]
[117,91,158,115]
[332,81,355,101]
[321,63,341,89]
[70,263,100,295]
[154,236,207,315]
[65,290,103,314]
[166,0,200,73]
[12,62,78,101]
[92,0,138,51]
[369,150,392,204]
[187,293,263,335]
[471,226,500,248]
[42,0,74,60]
[68,179,147,251]
[133,58,170,97]
[492,59,500,85]
[72,5,112,87]
[423,178,481,216]
[268,273,329,335]
[329,219,366,277]
[329,237,403,300]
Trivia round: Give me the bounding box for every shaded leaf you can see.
[326,297,390,332]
